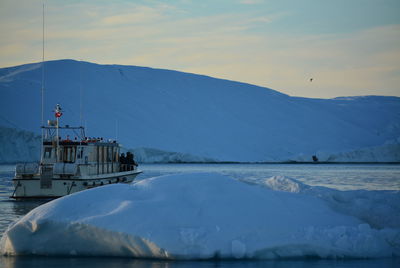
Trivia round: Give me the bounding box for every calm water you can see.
[1,163,399,268]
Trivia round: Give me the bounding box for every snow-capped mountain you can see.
[0,60,399,162]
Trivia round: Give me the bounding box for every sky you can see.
[0,0,399,98]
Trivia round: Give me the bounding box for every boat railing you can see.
[120,164,138,172]
[53,163,78,175]
[16,162,39,175]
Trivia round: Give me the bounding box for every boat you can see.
[11,104,142,199]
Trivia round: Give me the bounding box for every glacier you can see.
[131,147,216,163]
[1,173,399,259]
[0,126,399,164]
[1,59,399,163]
[0,127,40,163]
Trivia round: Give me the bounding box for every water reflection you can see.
[11,200,48,216]
[0,200,47,235]
[0,166,48,234]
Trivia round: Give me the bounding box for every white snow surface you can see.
[246,176,400,229]
[1,173,399,259]
[1,60,400,162]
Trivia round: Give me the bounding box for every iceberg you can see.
[248,176,400,229]
[1,173,399,259]
[0,127,40,163]
[131,147,216,163]
[2,60,400,163]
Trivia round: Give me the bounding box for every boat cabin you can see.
[12,102,141,199]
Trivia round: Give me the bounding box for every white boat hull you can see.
[12,170,142,199]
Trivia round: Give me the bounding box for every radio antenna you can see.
[40,3,45,160]
[80,60,83,128]
[79,59,84,145]
[115,119,118,141]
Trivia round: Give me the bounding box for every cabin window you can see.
[77,147,84,159]
[65,148,70,162]
[99,146,102,163]
[71,147,76,162]
[88,148,96,162]
[62,146,76,163]
[67,147,72,162]
[105,146,108,163]
[58,148,63,162]
[107,147,112,162]
[115,148,119,162]
[43,147,52,158]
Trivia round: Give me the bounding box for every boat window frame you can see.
[62,145,76,163]
[43,147,52,159]
[76,146,84,159]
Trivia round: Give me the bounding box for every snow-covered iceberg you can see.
[1,173,399,259]
[247,176,400,229]
[2,60,400,162]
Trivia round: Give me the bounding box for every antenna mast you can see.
[79,60,84,146]
[40,3,45,161]
[80,60,83,128]
[115,119,118,141]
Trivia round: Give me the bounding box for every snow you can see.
[247,176,400,229]
[1,60,399,163]
[1,172,399,259]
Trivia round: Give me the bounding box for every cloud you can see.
[101,6,167,26]
[137,24,400,98]
[239,0,264,4]
[0,1,399,98]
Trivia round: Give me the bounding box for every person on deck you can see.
[126,152,134,171]
[120,153,126,171]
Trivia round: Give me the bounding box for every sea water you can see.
[1,163,399,268]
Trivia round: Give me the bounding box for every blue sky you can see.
[0,0,399,98]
